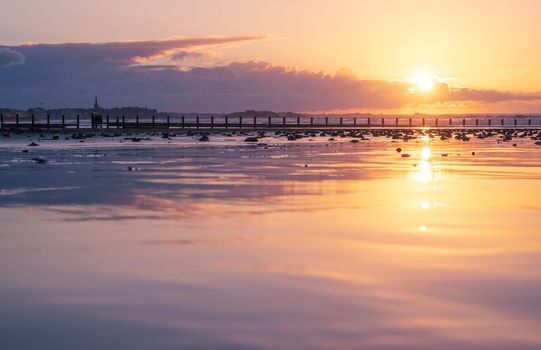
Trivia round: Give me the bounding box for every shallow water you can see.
[1,133,541,350]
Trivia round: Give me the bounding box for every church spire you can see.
[94,95,99,109]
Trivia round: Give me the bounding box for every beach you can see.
[1,130,541,349]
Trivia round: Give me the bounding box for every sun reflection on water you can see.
[412,160,433,183]
[421,146,432,160]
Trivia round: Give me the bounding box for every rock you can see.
[28,142,39,147]
[401,154,411,158]
[512,143,517,147]
[52,135,59,140]
[32,158,47,164]
[472,152,476,155]
[22,150,29,153]
[244,137,258,143]
[350,139,360,143]
[441,153,449,157]
[199,135,210,142]
[396,148,402,153]
[535,141,541,146]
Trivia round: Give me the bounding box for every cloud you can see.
[8,35,266,65]
[0,48,25,67]
[0,36,540,112]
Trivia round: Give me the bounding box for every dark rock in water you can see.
[350,139,360,143]
[32,158,47,164]
[28,142,39,147]
[328,138,335,141]
[472,152,476,155]
[396,148,402,153]
[441,153,449,157]
[304,164,308,168]
[3,133,10,137]
[287,135,297,141]
[401,154,411,158]
[131,137,141,142]
[127,166,140,171]
[52,135,59,140]
[244,137,258,143]
[199,135,210,142]
[22,150,29,153]
[512,143,517,147]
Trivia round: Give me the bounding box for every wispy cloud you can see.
[1,36,540,112]
[0,47,25,67]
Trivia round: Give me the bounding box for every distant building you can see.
[94,96,100,110]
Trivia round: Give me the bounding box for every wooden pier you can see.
[1,114,541,131]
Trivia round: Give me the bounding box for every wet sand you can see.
[1,130,541,350]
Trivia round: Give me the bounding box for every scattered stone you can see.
[396,148,402,153]
[22,150,29,153]
[244,137,258,143]
[401,154,411,158]
[199,135,210,142]
[28,142,39,147]
[32,158,47,164]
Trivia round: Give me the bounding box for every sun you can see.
[410,73,435,92]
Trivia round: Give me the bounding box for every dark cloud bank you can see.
[1,37,540,112]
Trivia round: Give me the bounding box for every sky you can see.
[1,0,541,113]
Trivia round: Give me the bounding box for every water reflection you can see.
[2,138,541,349]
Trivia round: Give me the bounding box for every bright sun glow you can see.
[410,73,435,92]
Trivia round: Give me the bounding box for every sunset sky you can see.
[1,0,540,113]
